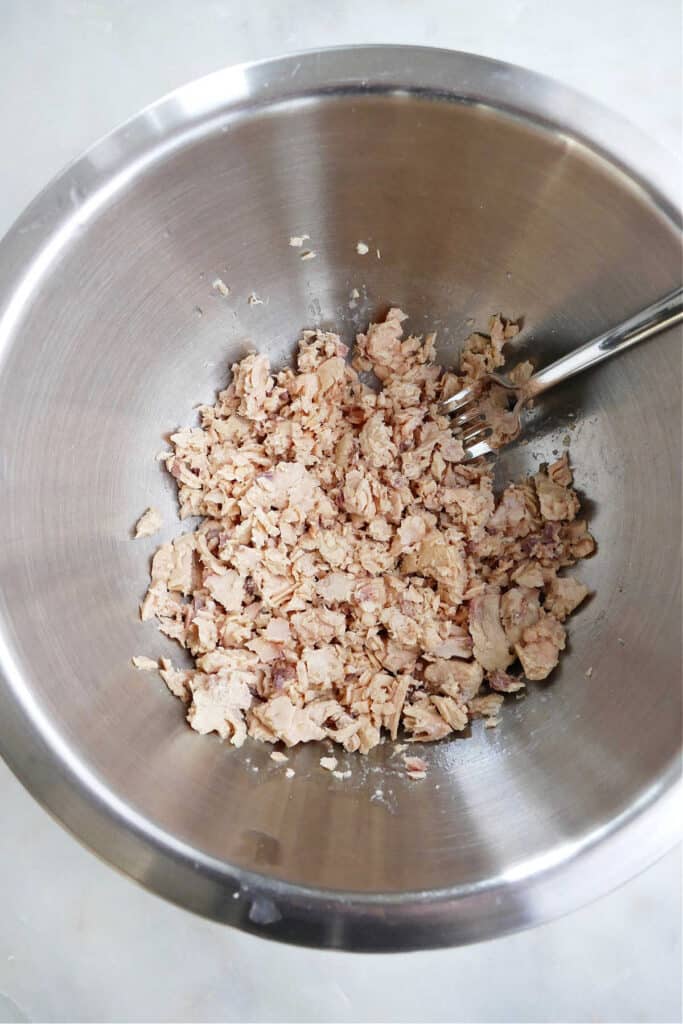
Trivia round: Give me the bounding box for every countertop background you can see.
[0,2,681,1022]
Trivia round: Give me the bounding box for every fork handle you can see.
[526,286,683,398]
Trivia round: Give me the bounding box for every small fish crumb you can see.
[376,248,381,259]
[300,250,316,261]
[320,756,338,772]
[131,655,158,671]
[134,507,163,538]
[212,278,230,297]
[270,751,289,763]
[355,241,369,255]
[289,234,310,248]
[332,769,352,780]
[350,287,360,299]
[285,767,295,779]
[247,292,264,306]
[404,755,428,779]
[585,666,594,678]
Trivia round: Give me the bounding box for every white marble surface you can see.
[0,2,681,1021]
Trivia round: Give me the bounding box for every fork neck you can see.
[526,286,683,398]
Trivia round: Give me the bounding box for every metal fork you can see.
[441,286,683,460]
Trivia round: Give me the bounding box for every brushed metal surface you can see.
[0,47,680,951]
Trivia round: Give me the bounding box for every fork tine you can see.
[460,424,492,446]
[463,439,494,460]
[451,405,485,431]
[439,385,475,414]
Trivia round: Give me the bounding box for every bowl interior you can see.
[0,72,680,916]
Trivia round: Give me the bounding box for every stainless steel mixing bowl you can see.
[0,47,680,952]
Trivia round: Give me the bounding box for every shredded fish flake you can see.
[131,655,159,671]
[212,278,230,297]
[134,507,163,538]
